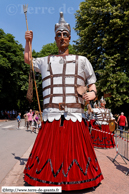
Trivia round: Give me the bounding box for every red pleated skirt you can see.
[90,119,96,127]
[86,120,90,127]
[24,119,103,191]
[91,124,115,148]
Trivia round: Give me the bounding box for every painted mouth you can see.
[60,41,65,45]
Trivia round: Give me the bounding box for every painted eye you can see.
[63,33,68,37]
[57,33,61,37]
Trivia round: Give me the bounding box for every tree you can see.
[0,29,30,111]
[37,42,76,57]
[74,0,129,113]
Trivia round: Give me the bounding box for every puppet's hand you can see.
[25,30,33,42]
[83,91,96,101]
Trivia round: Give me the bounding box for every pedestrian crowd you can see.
[16,109,41,133]
[0,108,41,133]
[23,109,41,133]
[0,109,17,119]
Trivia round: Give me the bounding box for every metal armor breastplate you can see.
[95,108,111,125]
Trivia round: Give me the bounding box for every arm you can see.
[24,30,33,64]
[125,117,128,126]
[83,84,97,102]
[87,103,94,114]
[117,116,120,124]
[33,115,36,121]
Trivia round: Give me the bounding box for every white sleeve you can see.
[33,57,43,73]
[92,108,99,113]
[83,57,96,86]
[110,112,115,119]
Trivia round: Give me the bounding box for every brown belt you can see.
[43,103,84,110]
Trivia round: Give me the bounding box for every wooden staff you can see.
[23,4,42,122]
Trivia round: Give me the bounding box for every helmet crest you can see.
[100,96,106,105]
[55,12,71,34]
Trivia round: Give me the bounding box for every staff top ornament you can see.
[55,12,71,34]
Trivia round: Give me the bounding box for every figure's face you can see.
[55,30,71,50]
[101,102,105,107]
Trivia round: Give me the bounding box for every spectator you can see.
[37,117,41,133]
[17,113,21,129]
[10,110,12,119]
[27,109,33,131]
[32,111,39,133]
[117,112,128,136]
[1,110,4,119]
[7,110,10,119]
[12,109,16,118]
[23,111,28,127]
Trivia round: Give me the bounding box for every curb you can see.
[0,144,33,188]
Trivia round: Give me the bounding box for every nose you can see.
[61,33,64,39]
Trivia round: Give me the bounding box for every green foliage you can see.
[97,54,129,108]
[74,0,129,113]
[0,29,30,111]
[34,42,76,57]
[38,42,58,57]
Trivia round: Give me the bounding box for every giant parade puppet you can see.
[23,9,103,191]
[88,97,115,148]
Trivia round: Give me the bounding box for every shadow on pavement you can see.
[25,129,32,132]
[107,156,129,175]
[12,153,28,165]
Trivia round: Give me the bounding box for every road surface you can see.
[0,119,37,183]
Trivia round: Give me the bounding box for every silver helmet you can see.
[93,102,97,108]
[55,12,71,34]
[100,96,106,105]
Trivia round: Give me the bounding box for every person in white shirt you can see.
[23,12,103,190]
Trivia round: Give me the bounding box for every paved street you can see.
[0,119,37,183]
[0,120,129,194]
[1,145,129,194]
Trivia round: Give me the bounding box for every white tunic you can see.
[33,55,96,122]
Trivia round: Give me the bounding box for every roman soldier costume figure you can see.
[23,12,103,191]
[89,102,97,129]
[90,97,115,148]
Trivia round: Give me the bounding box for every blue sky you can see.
[0,0,83,52]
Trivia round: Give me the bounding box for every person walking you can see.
[117,112,128,136]
[12,109,16,119]
[23,112,28,127]
[17,113,21,129]
[32,111,39,133]
[27,109,33,131]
